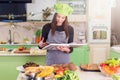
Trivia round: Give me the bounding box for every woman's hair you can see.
[50,13,69,38]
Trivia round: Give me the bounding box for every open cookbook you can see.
[42,43,87,50]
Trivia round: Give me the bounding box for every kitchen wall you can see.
[26,0,87,22]
[0,22,87,44]
[0,22,43,43]
[26,0,55,20]
[111,0,120,45]
[0,0,88,44]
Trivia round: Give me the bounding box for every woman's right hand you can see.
[38,37,48,48]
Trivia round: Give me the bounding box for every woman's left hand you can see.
[56,46,70,53]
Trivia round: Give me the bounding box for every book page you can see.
[42,43,87,50]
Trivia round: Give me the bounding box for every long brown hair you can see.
[50,13,69,38]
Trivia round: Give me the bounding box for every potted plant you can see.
[35,29,42,43]
[42,7,52,21]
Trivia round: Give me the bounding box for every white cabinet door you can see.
[89,44,110,64]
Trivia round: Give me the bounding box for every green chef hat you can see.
[54,3,73,16]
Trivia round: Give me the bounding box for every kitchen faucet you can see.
[8,29,21,44]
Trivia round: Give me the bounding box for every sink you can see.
[13,42,19,44]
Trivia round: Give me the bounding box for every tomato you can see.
[54,66,59,71]
[109,66,115,71]
[64,67,69,71]
[100,63,107,67]
[115,66,120,73]
[56,69,64,76]
[58,66,64,71]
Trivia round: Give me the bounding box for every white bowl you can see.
[35,77,44,80]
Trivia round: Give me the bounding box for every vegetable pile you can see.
[56,70,79,80]
[100,57,120,76]
[35,29,42,37]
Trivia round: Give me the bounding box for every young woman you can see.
[38,3,74,65]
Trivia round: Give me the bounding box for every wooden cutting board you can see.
[14,49,30,53]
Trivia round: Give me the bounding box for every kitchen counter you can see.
[111,45,120,53]
[77,67,112,80]
[17,67,112,80]
[0,50,46,56]
[0,44,46,56]
[0,53,46,56]
[0,48,46,56]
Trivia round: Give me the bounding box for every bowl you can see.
[99,66,114,77]
[30,73,36,78]
[35,77,44,80]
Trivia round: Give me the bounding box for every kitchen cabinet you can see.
[89,44,110,64]
[0,56,45,80]
[70,45,89,65]
[0,44,46,80]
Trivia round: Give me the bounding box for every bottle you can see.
[32,35,36,44]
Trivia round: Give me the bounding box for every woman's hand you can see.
[38,37,48,48]
[56,46,70,53]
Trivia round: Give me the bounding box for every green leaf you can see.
[35,29,42,37]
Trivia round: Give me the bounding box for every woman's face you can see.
[56,13,66,26]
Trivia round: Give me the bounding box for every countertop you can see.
[17,67,113,80]
[0,48,46,56]
[111,45,120,53]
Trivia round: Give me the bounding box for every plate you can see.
[16,66,25,72]
[80,66,100,72]
[80,64,100,72]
